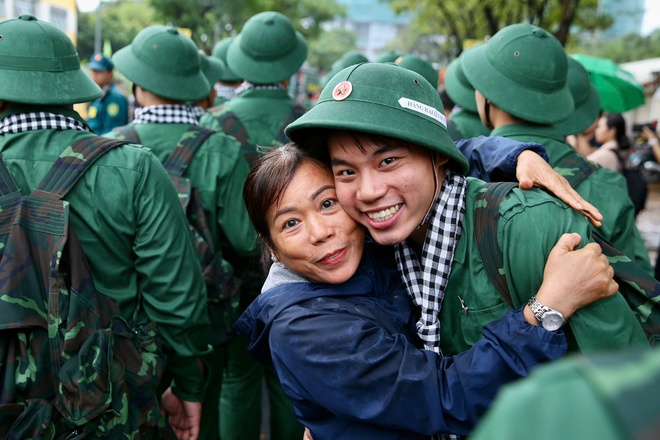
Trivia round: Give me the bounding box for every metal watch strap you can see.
[527,296,566,329]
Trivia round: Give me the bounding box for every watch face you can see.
[542,312,565,332]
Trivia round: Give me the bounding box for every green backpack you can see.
[0,136,166,439]
[474,182,660,345]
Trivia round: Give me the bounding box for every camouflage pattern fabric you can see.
[0,136,166,439]
[111,124,240,346]
[554,152,599,189]
[207,103,307,165]
[163,125,240,345]
[475,182,660,346]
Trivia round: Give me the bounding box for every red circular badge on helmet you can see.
[332,81,353,101]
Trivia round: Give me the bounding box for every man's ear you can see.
[434,152,450,168]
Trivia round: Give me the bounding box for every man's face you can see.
[90,69,113,88]
[328,131,440,246]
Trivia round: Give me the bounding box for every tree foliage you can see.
[147,0,345,53]
[570,29,660,64]
[77,0,156,61]
[307,28,358,72]
[387,0,612,58]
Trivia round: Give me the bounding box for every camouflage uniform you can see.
[110,25,259,440]
[490,123,653,274]
[0,106,211,432]
[200,11,307,440]
[438,178,649,356]
[0,15,210,437]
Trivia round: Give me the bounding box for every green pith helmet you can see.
[375,50,404,63]
[227,11,307,84]
[555,57,601,136]
[396,54,438,89]
[286,62,469,174]
[322,50,369,88]
[444,49,479,113]
[0,15,101,105]
[113,25,210,102]
[200,53,225,86]
[211,37,242,82]
[462,23,574,125]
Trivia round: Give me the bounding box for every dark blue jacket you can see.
[235,241,566,440]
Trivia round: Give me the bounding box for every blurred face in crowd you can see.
[90,69,113,88]
[267,159,364,284]
[594,115,616,144]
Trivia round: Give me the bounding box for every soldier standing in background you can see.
[201,11,307,440]
[108,25,260,440]
[86,52,129,134]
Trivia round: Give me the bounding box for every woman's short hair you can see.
[243,143,326,249]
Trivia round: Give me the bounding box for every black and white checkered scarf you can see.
[132,104,199,125]
[189,105,206,121]
[395,169,467,355]
[235,82,285,96]
[0,111,91,134]
[214,83,237,101]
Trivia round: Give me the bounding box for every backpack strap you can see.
[275,104,307,145]
[211,107,250,149]
[555,152,598,188]
[33,136,129,200]
[591,232,660,343]
[474,182,518,308]
[110,124,141,144]
[0,154,21,197]
[162,125,215,177]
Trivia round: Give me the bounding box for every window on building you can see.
[51,7,69,31]
[0,0,6,17]
[15,0,36,16]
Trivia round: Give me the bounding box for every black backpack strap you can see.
[276,104,307,145]
[110,124,141,144]
[555,152,598,188]
[0,154,21,197]
[33,136,129,199]
[474,182,518,308]
[162,126,215,177]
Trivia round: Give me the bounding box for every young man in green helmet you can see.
[210,37,244,106]
[443,49,491,140]
[0,15,210,438]
[200,11,307,440]
[285,62,648,364]
[461,23,652,273]
[107,24,260,440]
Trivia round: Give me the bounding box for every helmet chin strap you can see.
[416,153,440,229]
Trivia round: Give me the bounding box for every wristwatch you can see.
[527,296,566,331]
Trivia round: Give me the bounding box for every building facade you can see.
[0,0,78,45]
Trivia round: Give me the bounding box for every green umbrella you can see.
[571,54,645,113]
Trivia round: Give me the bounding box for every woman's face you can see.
[267,160,365,284]
[328,131,441,246]
[594,116,615,144]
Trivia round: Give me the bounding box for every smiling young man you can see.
[285,62,648,361]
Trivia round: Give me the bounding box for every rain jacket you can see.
[235,241,567,440]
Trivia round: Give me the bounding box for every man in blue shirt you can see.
[87,52,129,134]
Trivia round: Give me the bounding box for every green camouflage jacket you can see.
[490,123,652,274]
[0,105,211,403]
